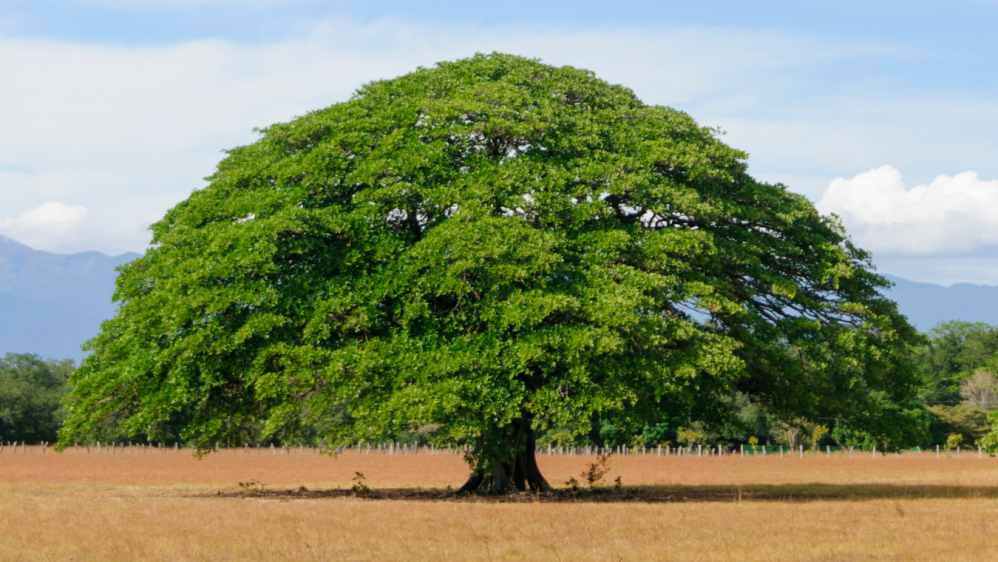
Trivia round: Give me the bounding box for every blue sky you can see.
[1,0,997,285]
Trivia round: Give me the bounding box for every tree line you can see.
[5,319,998,451]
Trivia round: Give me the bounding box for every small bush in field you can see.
[351,472,370,495]
[580,453,613,491]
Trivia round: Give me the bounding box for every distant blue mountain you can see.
[0,236,139,362]
[882,274,998,331]
[0,234,995,361]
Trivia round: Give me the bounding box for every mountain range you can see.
[0,235,994,362]
[0,235,139,362]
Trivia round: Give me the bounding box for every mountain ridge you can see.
[882,274,998,331]
[0,235,139,361]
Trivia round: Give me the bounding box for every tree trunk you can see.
[457,415,554,495]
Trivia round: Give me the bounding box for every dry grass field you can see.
[3,447,998,560]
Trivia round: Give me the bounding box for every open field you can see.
[3,450,998,560]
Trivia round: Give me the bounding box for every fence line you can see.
[0,440,991,459]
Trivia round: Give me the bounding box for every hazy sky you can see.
[1,0,997,285]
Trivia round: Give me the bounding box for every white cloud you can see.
[0,17,995,260]
[817,165,998,255]
[0,202,89,249]
[0,20,878,255]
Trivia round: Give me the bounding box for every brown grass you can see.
[3,447,997,489]
[3,449,998,560]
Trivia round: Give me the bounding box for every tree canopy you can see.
[914,321,998,406]
[61,53,922,492]
[1,353,73,443]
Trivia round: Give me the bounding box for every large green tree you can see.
[61,53,921,493]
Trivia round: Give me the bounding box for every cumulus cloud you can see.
[0,202,89,249]
[817,165,998,255]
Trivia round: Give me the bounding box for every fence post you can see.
[799,445,803,458]
[979,446,982,459]
[872,446,876,458]
[762,446,766,458]
[937,445,940,458]
[740,444,744,457]
[827,445,830,458]
[957,446,961,459]
[780,446,784,458]
[850,446,854,458]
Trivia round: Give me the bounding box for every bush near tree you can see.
[60,53,922,493]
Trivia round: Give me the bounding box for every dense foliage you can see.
[60,54,922,490]
[915,321,998,406]
[0,353,73,443]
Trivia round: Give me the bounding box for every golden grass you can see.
[3,449,998,560]
[3,447,997,489]
[4,492,998,560]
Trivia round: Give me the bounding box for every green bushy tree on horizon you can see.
[0,353,74,444]
[60,53,922,494]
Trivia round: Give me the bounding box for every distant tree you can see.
[929,404,989,445]
[915,321,998,406]
[779,421,804,450]
[641,422,673,447]
[0,354,73,443]
[59,53,922,494]
[945,433,963,453]
[977,412,998,453]
[677,425,707,448]
[810,425,829,452]
[960,370,998,411]
[833,400,938,451]
[734,394,776,444]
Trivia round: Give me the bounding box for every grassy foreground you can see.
[3,450,998,560]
